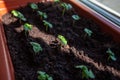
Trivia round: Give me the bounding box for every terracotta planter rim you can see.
[0,0,120,80]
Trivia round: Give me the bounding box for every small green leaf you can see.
[106,48,114,56]
[84,28,93,37]
[61,3,72,10]
[30,42,42,53]
[37,71,53,80]
[67,4,72,10]
[54,0,60,2]
[11,10,19,17]
[75,65,95,79]
[89,70,95,79]
[48,77,53,80]
[43,20,53,28]
[83,69,89,79]
[11,10,26,21]
[58,35,67,45]
[37,11,48,19]
[106,48,117,61]
[72,15,80,20]
[30,3,38,10]
[110,56,117,61]
[23,23,32,31]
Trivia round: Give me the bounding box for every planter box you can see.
[0,0,120,80]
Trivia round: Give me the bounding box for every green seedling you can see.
[61,3,72,16]
[106,48,117,61]
[43,20,53,31]
[72,15,80,20]
[58,35,67,46]
[72,14,80,26]
[23,23,32,36]
[11,10,26,21]
[30,42,42,54]
[23,23,32,31]
[37,11,48,19]
[37,71,53,80]
[84,28,93,37]
[30,3,39,10]
[75,65,95,79]
[54,0,60,2]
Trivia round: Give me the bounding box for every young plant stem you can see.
[73,20,75,26]
[19,20,21,24]
[25,31,28,37]
[83,33,87,39]
[46,26,48,31]
[40,16,42,20]
[62,8,65,16]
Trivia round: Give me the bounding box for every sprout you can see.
[54,0,60,2]
[61,3,72,16]
[11,10,26,21]
[58,35,67,45]
[72,14,80,26]
[30,42,43,54]
[37,71,53,80]
[106,48,117,61]
[23,23,32,31]
[30,3,38,10]
[72,15,80,20]
[43,20,53,31]
[75,65,95,79]
[37,11,48,19]
[84,28,93,37]
[23,23,32,36]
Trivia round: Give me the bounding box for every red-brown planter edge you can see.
[0,0,120,80]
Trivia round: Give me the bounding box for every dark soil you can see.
[1,1,120,80]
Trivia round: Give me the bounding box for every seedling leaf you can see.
[23,23,32,31]
[58,35,67,45]
[89,70,95,78]
[30,3,38,10]
[37,11,48,19]
[43,20,53,31]
[72,15,80,20]
[37,71,53,80]
[106,48,117,61]
[75,65,95,79]
[30,42,42,53]
[61,3,72,16]
[54,0,60,2]
[110,56,116,61]
[11,10,18,17]
[84,28,93,37]
[11,10,26,21]
[61,3,72,10]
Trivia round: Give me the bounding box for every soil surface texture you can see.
[2,1,120,80]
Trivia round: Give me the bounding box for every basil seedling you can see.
[54,0,60,2]
[61,3,72,16]
[23,23,32,31]
[37,11,48,19]
[72,14,80,26]
[84,28,93,37]
[30,42,43,54]
[11,10,27,21]
[106,48,117,61]
[23,23,32,36]
[43,20,53,31]
[30,3,39,10]
[75,65,95,79]
[37,71,53,80]
[58,35,67,46]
